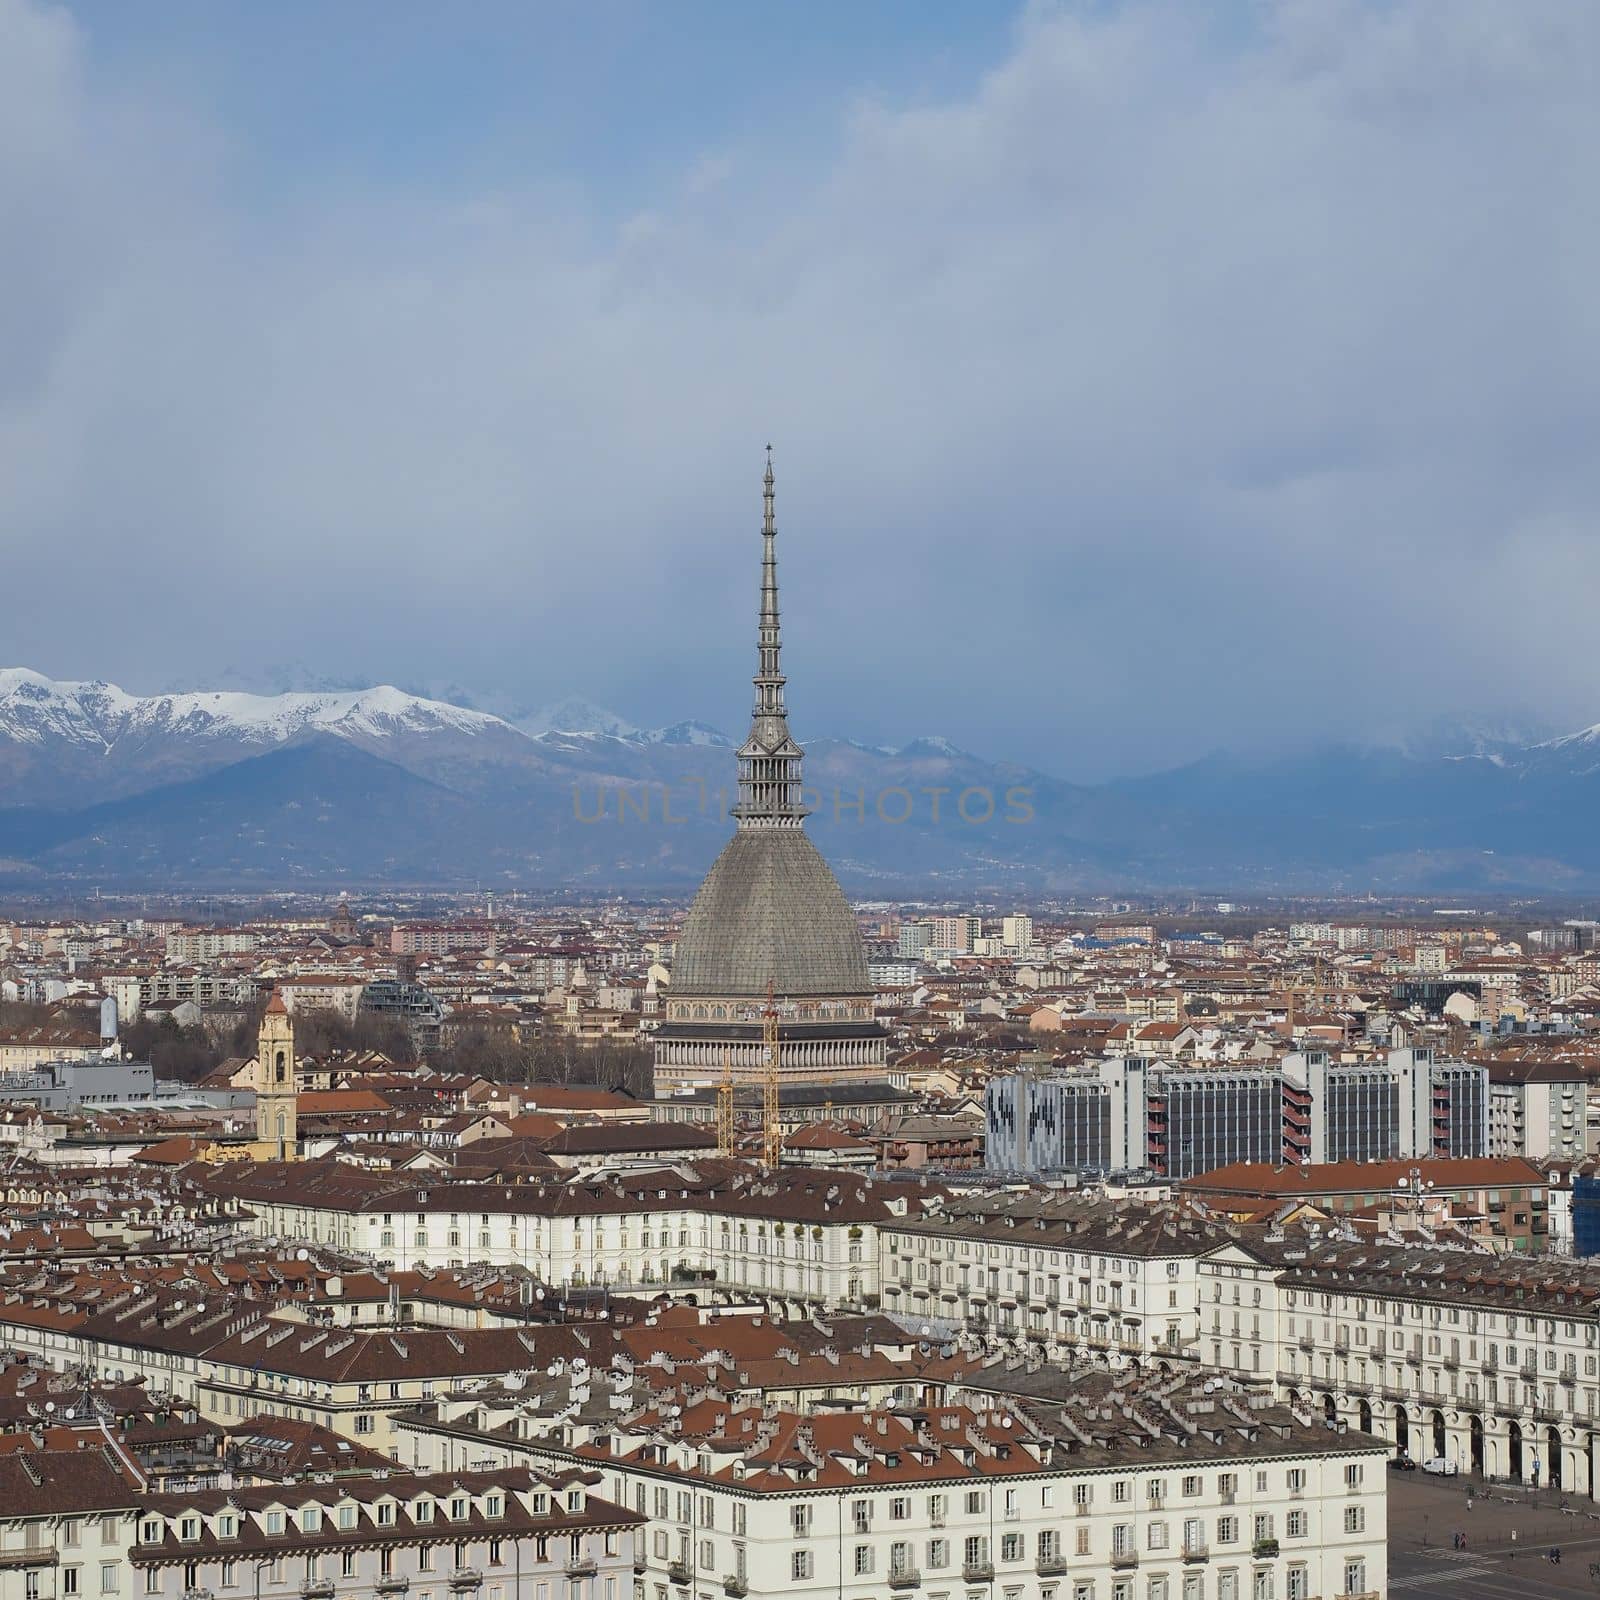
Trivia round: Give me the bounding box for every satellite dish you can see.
[44,1402,55,1414]
[296,1249,309,1261]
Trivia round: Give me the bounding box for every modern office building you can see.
[988,1048,1489,1177]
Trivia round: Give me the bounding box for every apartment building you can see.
[165,929,259,963]
[129,1468,639,1600]
[203,1160,938,1310]
[877,1193,1225,1360]
[396,1375,1386,1600]
[1184,1158,1550,1252]
[1486,1060,1591,1161]
[1266,1242,1600,1497]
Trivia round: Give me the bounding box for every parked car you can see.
[1421,1457,1460,1475]
[1389,1454,1417,1471]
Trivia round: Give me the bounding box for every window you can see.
[302,1509,321,1534]
[965,1491,986,1515]
[791,1553,812,1582]
[341,1553,357,1579]
[891,1497,911,1521]
[378,1504,396,1527]
[1342,1561,1365,1596]
[1217,1518,1238,1545]
[1001,1533,1023,1561]
[265,1513,285,1536]
[63,1571,81,1598]
[1147,1522,1168,1551]
[790,1505,811,1538]
[144,1573,159,1597]
[220,1563,236,1589]
[1343,1463,1363,1488]
[928,1539,949,1569]
[854,1546,874,1576]
[1252,1515,1274,1543]
[1344,1507,1364,1534]
[1285,1512,1305,1539]
[1113,1480,1131,1505]
[1182,1476,1202,1498]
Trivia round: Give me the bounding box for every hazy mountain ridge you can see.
[5,669,1600,890]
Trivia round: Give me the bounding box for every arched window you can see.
[274,1049,287,1083]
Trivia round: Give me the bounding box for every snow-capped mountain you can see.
[0,668,511,750]
[517,697,641,740]
[0,668,537,809]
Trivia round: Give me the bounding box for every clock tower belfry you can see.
[252,989,298,1162]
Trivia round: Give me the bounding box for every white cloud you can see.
[0,0,1596,776]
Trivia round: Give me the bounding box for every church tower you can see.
[253,989,298,1161]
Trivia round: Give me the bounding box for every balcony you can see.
[1220,1490,1237,1506]
[887,1569,921,1590]
[375,1580,410,1595]
[448,1571,483,1591]
[301,1583,335,1600]
[565,1557,598,1579]
[1036,1557,1071,1577]
[723,1577,749,1597]
[1111,1551,1139,1570]
[961,1563,995,1584]
[668,1563,691,1588]
[1182,1545,1209,1563]
[184,1591,215,1600]
[1252,1540,1279,1560]
[0,1552,60,1572]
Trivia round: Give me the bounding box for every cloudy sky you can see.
[3,0,1597,778]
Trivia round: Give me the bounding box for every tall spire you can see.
[733,447,809,828]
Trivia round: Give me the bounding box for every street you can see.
[1389,1469,1600,1596]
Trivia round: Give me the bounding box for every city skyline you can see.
[3,0,1598,776]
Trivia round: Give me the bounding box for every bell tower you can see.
[254,989,298,1161]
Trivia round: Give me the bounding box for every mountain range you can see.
[5,668,1600,893]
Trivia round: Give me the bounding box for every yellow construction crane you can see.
[762,980,783,1170]
[716,1047,736,1159]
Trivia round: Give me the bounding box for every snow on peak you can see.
[0,668,514,751]
[519,697,640,739]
